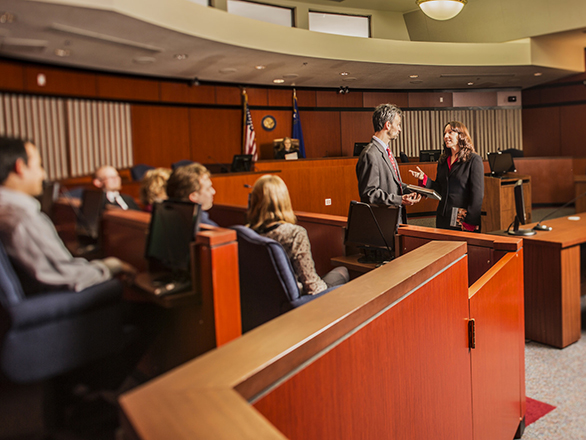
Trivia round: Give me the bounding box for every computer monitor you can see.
[76,189,106,241]
[36,180,60,217]
[344,201,400,264]
[507,180,535,236]
[488,152,516,177]
[145,200,202,275]
[353,142,369,157]
[419,149,442,162]
[231,154,253,172]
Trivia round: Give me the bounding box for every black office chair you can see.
[400,152,410,163]
[130,164,155,181]
[171,159,194,171]
[0,240,127,437]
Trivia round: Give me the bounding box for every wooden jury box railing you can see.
[120,239,526,440]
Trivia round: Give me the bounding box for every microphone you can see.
[243,184,252,189]
[533,190,586,231]
[355,201,393,263]
[207,155,229,173]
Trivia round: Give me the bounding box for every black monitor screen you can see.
[488,152,516,176]
[353,142,369,157]
[36,180,60,217]
[231,154,253,172]
[77,189,105,240]
[344,201,400,261]
[514,180,527,225]
[419,149,442,162]
[145,201,201,274]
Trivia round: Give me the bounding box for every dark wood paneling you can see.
[268,89,293,107]
[0,60,25,92]
[215,85,241,105]
[296,89,316,107]
[160,83,216,104]
[408,92,453,108]
[340,111,373,157]
[560,104,586,157]
[246,87,268,106]
[24,66,97,97]
[363,91,409,108]
[251,109,292,160]
[316,90,363,108]
[521,88,541,106]
[515,157,573,204]
[521,107,560,157]
[301,111,341,158]
[541,85,586,105]
[97,75,159,101]
[131,105,191,167]
[189,107,242,164]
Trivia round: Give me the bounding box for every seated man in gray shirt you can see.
[0,137,135,294]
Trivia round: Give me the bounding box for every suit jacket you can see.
[356,139,409,207]
[425,153,484,230]
[105,192,140,211]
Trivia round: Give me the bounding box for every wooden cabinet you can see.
[482,173,531,232]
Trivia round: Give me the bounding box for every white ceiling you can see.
[0,0,585,91]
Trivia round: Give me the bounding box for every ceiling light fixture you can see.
[340,72,349,76]
[534,72,543,77]
[174,54,188,60]
[410,74,419,79]
[54,48,70,57]
[416,0,467,21]
[273,79,285,84]
[255,65,266,70]
[467,82,474,86]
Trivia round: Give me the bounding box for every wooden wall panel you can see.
[246,87,268,106]
[560,104,586,157]
[340,111,373,157]
[316,90,363,108]
[189,107,242,163]
[540,85,586,105]
[301,111,341,158]
[97,75,160,101]
[251,109,292,160]
[521,88,541,106]
[24,66,97,97]
[0,60,25,92]
[363,91,408,108]
[296,89,316,107]
[131,104,191,167]
[521,107,560,157]
[268,89,293,107]
[215,85,241,105]
[408,92,453,108]
[515,157,573,204]
[160,83,216,104]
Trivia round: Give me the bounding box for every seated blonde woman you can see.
[139,167,172,212]
[248,175,349,295]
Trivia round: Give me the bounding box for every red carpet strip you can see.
[526,397,556,426]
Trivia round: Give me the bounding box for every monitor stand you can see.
[357,247,393,265]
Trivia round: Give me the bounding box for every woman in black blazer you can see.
[410,121,484,232]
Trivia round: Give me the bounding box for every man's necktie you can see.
[387,147,403,194]
[114,194,129,210]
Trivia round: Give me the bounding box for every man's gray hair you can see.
[372,103,403,132]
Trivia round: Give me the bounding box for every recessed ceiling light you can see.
[282,73,299,79]
[273,79,285,84]
[467,82,474,86]
[54,48,70,57]
[340,72,349,76]
[0,12,15,23]
[219,67,237,74]
[255,65,266,70]
[410,74,419,78]
[174,54,188,60]
[133,56,156,64]
[534,72,543,77]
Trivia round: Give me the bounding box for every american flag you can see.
[242,90,258,161]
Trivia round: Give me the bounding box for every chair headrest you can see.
[0,240,25,307]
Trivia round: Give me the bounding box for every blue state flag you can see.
[292,92,306,158]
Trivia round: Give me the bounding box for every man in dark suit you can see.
[356,103,421,211]
[93,165,139,210]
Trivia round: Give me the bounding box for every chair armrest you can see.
[290,285,339,308]
[8,279,123,330]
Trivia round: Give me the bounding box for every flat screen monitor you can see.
[76,189,105,240]
[145,200,201,275]
[353,142,369,157]
[231,154,253,172]
[508,180,535,236]
[344,201,400,264]
[488,152,516,176]
[36,180,60,217]
[419,149,442,162]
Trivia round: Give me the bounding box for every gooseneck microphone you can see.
[533,190,586,231]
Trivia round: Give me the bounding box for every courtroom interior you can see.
[1,0,586,439]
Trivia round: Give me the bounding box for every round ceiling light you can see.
[416,0,467,21]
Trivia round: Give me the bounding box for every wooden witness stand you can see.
[121,235,526,440]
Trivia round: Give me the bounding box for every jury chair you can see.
[231,225,338,333]
[130,163,155,181]
[0,240,127,437]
